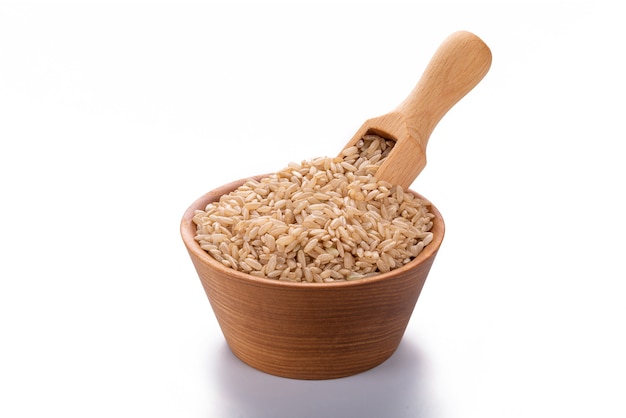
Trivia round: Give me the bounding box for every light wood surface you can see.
[342,30,492,189]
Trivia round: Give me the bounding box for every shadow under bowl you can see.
[180,174,445,380]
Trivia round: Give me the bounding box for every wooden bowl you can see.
[180,175,445,380]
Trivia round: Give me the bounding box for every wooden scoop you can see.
[341,31,492,189]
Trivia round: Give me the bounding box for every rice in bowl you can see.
[192,135,434,283]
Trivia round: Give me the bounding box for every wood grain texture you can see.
[342,30,492,189]
[181,175,445,379]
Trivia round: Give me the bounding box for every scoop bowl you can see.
[180,174,445,380]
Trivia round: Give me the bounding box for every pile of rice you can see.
[193,134,434,283]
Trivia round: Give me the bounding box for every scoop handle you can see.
[397,30,492,149]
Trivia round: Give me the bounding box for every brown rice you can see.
[193,134,435,283]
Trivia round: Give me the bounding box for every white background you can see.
[1,1,625,417]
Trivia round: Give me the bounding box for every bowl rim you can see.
[180,174,445,289]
